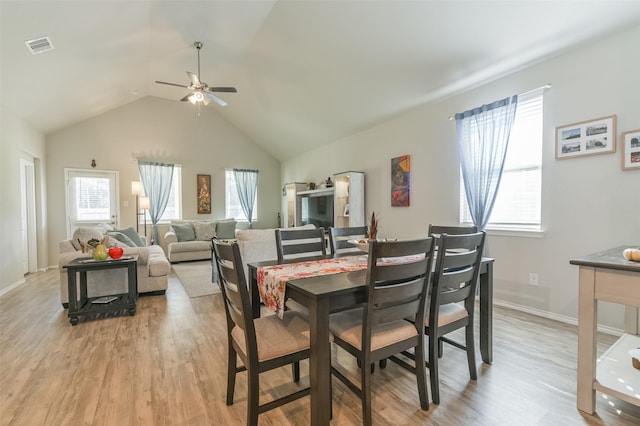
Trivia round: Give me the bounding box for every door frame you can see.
[64,168,120,238]
[20,158,37,274]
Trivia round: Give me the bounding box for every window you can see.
[65,169,118,237]
[225,170,257,221]
[75,176,111,221]
[460,90,543,230]
[142,166,182,222]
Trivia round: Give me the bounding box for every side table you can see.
[63,255,138,325]
[570,246,640,414]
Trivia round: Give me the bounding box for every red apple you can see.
[109,246,124,259]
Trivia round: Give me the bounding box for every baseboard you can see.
[0,278,26,297]
[493,298,623,337]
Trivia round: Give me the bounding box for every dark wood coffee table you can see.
[64,255,138,325]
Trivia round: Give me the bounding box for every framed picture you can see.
[197,174,211,214]
[555,115,616,159]
[621,129,640,170]
[391,155,410,207]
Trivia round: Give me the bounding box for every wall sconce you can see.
[139,196,150,237]
[131,181,144,233]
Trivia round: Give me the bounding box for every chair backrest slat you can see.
[429,231,486,322]
[276,227,326,261]
[363,238,435,336]
[212,239,257,352]
[429,224,478,250]
[329,226,368,254]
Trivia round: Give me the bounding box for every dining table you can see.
[247,253,495,426]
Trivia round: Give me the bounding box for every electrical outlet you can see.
[529,273,539,286]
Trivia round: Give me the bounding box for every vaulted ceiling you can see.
[2,1,639,160]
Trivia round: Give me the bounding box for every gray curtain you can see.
[455,95,518,230]
[233,168,259,228]
[138,161,174,243]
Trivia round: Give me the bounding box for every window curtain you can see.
[138,161,174,243]
[455,95,518,230]
[233,168,259,228]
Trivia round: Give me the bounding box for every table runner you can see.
[258,256,368,318]
[257,254,425,318]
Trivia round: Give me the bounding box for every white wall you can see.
[1,107,47,293]
[282,25,640,330]
[46,96,281,263]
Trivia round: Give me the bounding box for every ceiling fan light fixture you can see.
[156,41,236,107]
[189,91,205,104]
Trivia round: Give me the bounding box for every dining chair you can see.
[419,231,485,405]
[212,239,311,426]
[428,224,478,248]
[329,238,435,423]
[275,227,326,261]
[328,226,368,255]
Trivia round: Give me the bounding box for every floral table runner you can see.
[257,256,368,318]
[257,254,425,318]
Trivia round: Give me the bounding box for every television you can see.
[301,193,334,228]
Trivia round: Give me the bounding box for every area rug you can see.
[172,261,220,298]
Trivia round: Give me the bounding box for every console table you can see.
[64,255,138,325]
[570,246,640,414]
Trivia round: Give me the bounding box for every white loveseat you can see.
[58,225,171,307]
[164,219,237,263]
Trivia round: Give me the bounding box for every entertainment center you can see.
[283,171,365,229]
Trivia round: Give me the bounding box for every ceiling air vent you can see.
[24,36,54,55]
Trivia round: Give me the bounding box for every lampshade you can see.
[131,181,143,196]
[139,196,150,210]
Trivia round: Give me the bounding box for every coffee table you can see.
[64,255,138,325]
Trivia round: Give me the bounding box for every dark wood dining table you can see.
[247,254,494,426]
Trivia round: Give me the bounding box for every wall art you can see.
[197,174,211,214]
[391,155,410,207]
[621,128,640,170]
[555,115,616,159]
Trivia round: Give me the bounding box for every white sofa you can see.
[58,225,171,307]
[164,219,237,263]
[235,224,316,279]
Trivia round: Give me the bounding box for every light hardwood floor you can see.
[2,268,639,425]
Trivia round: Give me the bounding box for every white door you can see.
[20,158,37,274]
[65,169,119,238]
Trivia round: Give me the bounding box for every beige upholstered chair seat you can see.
[231,312,309,362]
[425,303,468,327]
[330,308,419,352]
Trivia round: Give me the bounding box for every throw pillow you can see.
[95,223,114,234]
[114,226,146,247]
[193,221,216,241]
[216,219,237,239]
[107,231,137,247]
[172,223,196,242]
[71,227,104,251]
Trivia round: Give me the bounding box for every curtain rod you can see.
[134,159,184,167]
[448,83,552,121]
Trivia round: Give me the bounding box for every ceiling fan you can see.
[155,41,237,107]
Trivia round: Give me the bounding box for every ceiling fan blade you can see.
[187,71,201,87]
[156,80,190,89]
[207,87,237,93]
[206,93,228,107]
[180,93,192,102]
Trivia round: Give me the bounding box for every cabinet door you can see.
[334,172,365,227]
